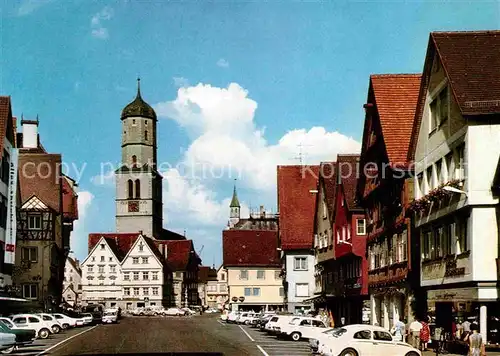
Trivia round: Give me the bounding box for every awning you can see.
[303,294,336,304]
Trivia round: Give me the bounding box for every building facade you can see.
[357,74,421,329]
[198,266,218,308]
[331,154,369,325]
[62,256,81,307]
[409,31,500,343]
[206,266,229,310]
[14,118,79,309]
[277,165,319,313]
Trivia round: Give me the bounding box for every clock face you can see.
[128,201,139,212]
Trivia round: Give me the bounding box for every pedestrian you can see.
[391,318,406,342]
[420,317,431,351]
[468,323,485,356]
[409,318,423,349]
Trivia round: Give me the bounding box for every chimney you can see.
[21,116,39,149]
[139,230,143,235]
[260,205,265,218]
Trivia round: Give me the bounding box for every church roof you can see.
[121,79,157,120]
[230,185,240,208]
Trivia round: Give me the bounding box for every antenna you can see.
[293,142,313,165]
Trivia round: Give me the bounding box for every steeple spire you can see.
[136,77,141,98]
[230,180,240,208]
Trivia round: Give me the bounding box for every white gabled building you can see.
[63,256,82,307]
[81,236,123,308]
[121,235,168,309]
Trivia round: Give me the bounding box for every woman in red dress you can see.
[419,317,431,351]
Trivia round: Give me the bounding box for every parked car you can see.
[164,308,185,316]
[226,311,240,324]
[10,315,53,339]
[0,333,15,354]
[79,313,94,325]
[317,324,422,356]
[309,327,344,354]
[264,315,295,335]
[52,313,85,328]
[0,320,35,354]
[277,316,329,341]
[35,314,62,334]
[102,309,118,324]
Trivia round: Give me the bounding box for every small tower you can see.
[229,183,240,228]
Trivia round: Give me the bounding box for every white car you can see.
[36,314,62,334]
[10,315,53,339]
[80,313,94,325]
[0,332,15,352]
[164,308,185,316]
[318,324,422,356]
[237,312,257,325]
[278,317,329,341]
[52,313,85,328]
[102,309,118,324]
[227,312,240,323]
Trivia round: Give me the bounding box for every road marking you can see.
[217,320,226,326]
[257,345,269,356]
[35,325,98,356]
[239,325,255,342]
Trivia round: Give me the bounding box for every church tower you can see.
[115,79,163,238]
[229,184,240,228]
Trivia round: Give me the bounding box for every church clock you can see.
[128,201,139,212]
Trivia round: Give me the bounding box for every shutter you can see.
[405,178,415,204]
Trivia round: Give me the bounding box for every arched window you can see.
[128,180,133,199]
[132,155,137,168]
[135,179,141,199]
[144,131,148,141]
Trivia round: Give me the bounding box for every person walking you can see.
[409,318,423,349]
[468,323,485,356]
[391,318,407,342]
[420,317,431,351]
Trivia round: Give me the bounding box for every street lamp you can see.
[443,186,468,196]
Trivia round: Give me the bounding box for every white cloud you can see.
[17,0,54,16]
[72,191,94,258]
[90,169,115,187]
[91,6,113,39]
[173,77,189,88]
[216,58,230,68]
[155,82,361,191]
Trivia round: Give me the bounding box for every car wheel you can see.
[62,323,69,329]
[340,348,358,356]
[39,328,50,339]
[52,325,61,333]
[1,346,16,354]
[405,353,419,356]
[244,320,250,325]
[291,332,301,341]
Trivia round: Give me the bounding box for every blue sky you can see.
[1,0,499,265]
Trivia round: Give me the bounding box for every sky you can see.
[0,0,499,265]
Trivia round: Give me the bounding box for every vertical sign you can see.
[5,148,18,264]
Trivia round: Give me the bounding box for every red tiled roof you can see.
[337,154,362,210]
[0,97,15,152]
[277,165,319,250]
[18,153,62,211]
[157,228,186,240]
[370,74,421,165]
[155,239,194,271]
[319,162,337,219]
[198,266,217,283]
[222,229,280,267]
[432,31,500,116]
[62,176,78,220]
[88,233,141,262]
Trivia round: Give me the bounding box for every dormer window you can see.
[100,244,105,250]
[28,214,42,230]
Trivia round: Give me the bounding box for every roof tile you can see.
[223,229,280,267]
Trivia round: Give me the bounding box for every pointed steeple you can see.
[230,183,240,208]
[121,78,157,120]
[136,77,142,99]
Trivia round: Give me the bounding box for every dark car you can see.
[0,320,36,354]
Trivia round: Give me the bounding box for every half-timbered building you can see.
[356,74,421,328]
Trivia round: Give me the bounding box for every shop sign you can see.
[427,287,478,302]
[238,296,245,302]
[444,259,465,277]
[4,148,18,264]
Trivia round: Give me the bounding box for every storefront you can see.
[370,286,411,329]
[427,286,500,345]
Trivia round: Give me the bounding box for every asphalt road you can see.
[47,315,264,356]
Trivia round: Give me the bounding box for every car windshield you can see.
[324,327,348,337]
[0,320,13,329]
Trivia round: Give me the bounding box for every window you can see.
[132,119,136,125]
[455,145,465,181]
[98,265,104,273]
[143,287,149,295]
[220,285,227,292]
[322,202,327,219]
[279,287,284,297]
[132,257,139,264]
[135,179,141,199]
[274,270,280,280]
[92,256,95,262]
[143,272,149,280]
[299,319,311,326]
[28,215,42,230]
[252,288,260,296]
[354,330,372,340]
[100,256,105,262]
[22,284,37,299]
[22,247,37,263]
[152,272,158,280]
[244,288,251,296]
[374,330,393,341]
[128,179,133,199]
[457,216,468,254]
[220,273,225,281]
[417,173,424,198]
[110,265,116,273]
[257,270,265,279]
[124,272,130,281]
[356,219,366,235]
[239,270,248,280]
[133,287,139,296]
[152,287,159,295]
[142,257,148,264]
[109,257,113,262]
[422,231,431,260]
[295,283,309,297]
[87,265,93,273]
[133,272,139,280]
[430,86,448,132]
[294,257,307,271]
[436,159,443,185]
[144,131,148,140]
[145,120,148,126]
[124,287,130,296]
[131,155,137,168]
[139,243,143,252]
